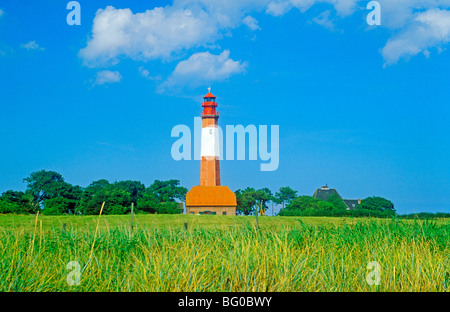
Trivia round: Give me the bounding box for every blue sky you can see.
[0,0,449,214]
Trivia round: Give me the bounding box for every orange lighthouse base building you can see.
[185,89,237,215]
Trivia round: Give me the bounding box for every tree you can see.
[23,170,65,205]
[0,197,32,214]
[145,179,187,202]
[43,197,74,215]
[281,196,321,212]
[154,202,183,214]
[326,193,348,211]
[137,180,186,214]
[279,196,337,216]
[235,187,257,216]
[0,190,31,213]
[84,179,110,193]
[274,186,298,209]
[77,179,132,215]
[254,188,273,215]
[23,170,82,213]
[278,194,396,218]
[137,196,159,214]
[360,196,395,215]
[113,180,145,205]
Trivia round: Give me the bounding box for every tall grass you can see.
[0,216,449,291]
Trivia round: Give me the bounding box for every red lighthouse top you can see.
[201,87,218,118]
[203,87,216,100]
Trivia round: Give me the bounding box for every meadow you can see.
[0,213,449,292]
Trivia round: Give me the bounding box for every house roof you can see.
[312,187,342,201]
[313,186,361,210]
[186,186,236,207]
[343,199,360,210]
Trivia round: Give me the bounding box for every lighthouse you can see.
[200,87,220,186]
[185,88,237,215]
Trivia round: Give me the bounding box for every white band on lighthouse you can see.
[201,127,220,157]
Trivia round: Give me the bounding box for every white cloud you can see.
[376,0,450,29]
[79,5,219,67]
[139,67,150,78]
[266,0,450,63]
[266,0,314,16]
[266,1,293,16]
[21,41,45,51]
[174,0,268,27]
[266,0,358,17]
[79,1,450,74]
[79,1,274,67]
[330,0,359,17]
[138,66,162,81]
[163,50,246,88]
[243,16,261,30]
[94,70,122,85]
[381,9,450,66]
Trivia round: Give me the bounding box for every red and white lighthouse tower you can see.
[200,87,221,186]
[185,88,237,216]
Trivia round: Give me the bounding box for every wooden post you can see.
[184,222,188,230]
[255,201,259,229]
[130,202,134,231]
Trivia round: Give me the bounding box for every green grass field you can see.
[1,214,449,292]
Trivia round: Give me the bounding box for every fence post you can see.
[255,201,259,229]
[130,202,134,232]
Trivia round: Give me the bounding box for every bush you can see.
[360,196,395,215]
[0,200,26,214]
[399,212,450,220]
[155,202,182,214]
[107,205,128,215]
[43,197,76,215]
[0,190,32,214]
[346,208,394,218]
[77,188,132,215]
[278,195,396,218]
[137,199,182,214]
[278,196,348,217]
[326,194,347,211]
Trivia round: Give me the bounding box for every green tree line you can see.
[1,170,399,217]
[235,187,397,218]
[0,170,187,215]
[277,194,396,218]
